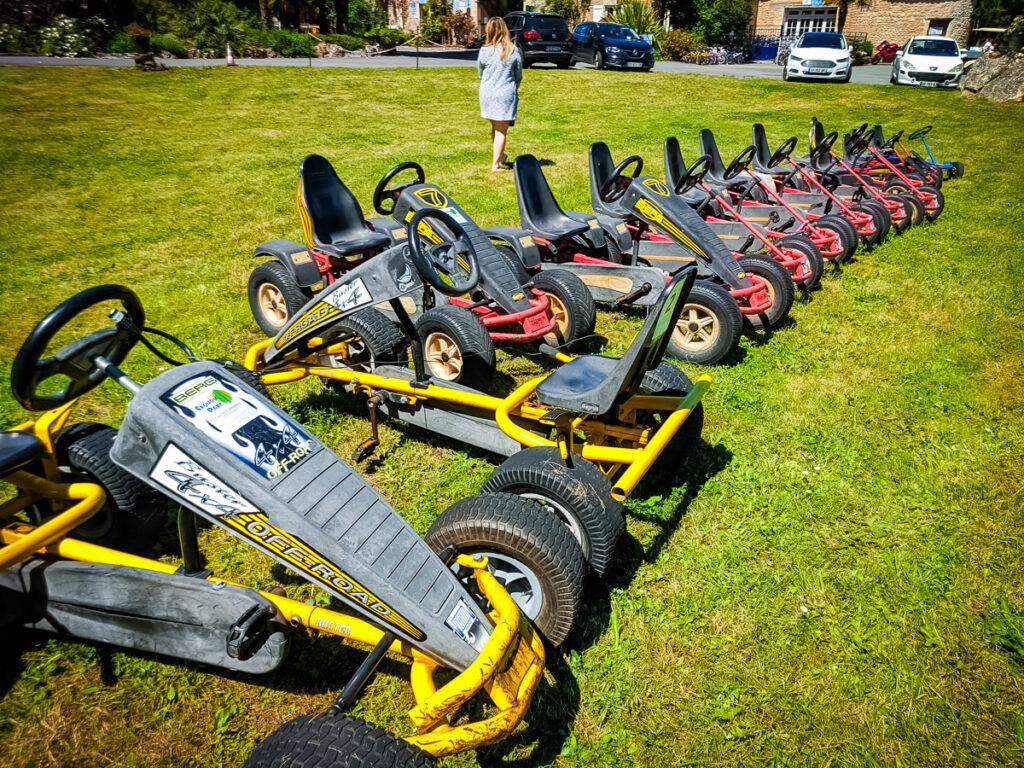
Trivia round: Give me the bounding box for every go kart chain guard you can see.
[391,183,535,314]
[109,362,492,671]
[0,559,290,673]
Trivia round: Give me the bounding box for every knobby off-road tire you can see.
[211,359,273,400]
[531,269,597,349]
[415,306,495,390]
[666,279,742,365]
[776,233,824,289]
[641,362,705,453]
[482,447,624,578]
[243,714,432,768]
[330,308,408,371]
[248,260,311,338]
[54,423,174,549]
[737,253,795,330]
[813,214,859,263]
[425,492,586,646]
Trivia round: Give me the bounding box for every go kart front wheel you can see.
[666,279,742,365]
[244,713,432,768]
[426,492,586,647]
[736,254,795,330]
[849,202,889,245]
[775,234,824,289]
[482,447,624,578]
[249,261,311,337]
[531,269,597,350]
[812,214,859,263]
[415,306,495,390]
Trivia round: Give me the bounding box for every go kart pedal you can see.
[538,408,573,427]
[226,602,275,661]
[351,395,382,463]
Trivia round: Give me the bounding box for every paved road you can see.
[0,51,895,84]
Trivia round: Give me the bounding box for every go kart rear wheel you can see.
[849,202,889,244]
[51,423,174,550]
[531,269,597,349]
[243,713,431,768]
[640,362,704,452]
[329,308,408,372]
[415,306,495,390]
[882,193,914,231]
[916,184,945,222]
[426,492,585,647]
[949,161,965,179]
[666,279,741,365]
[736,254,795,330]
[249,260,311,338]
[812,214,858,263]
[482,447,624,578]
[898,193,926,226]
[774,234,824,289]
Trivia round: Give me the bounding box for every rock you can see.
[961,53,1024,102]
[851,50,871,66]
[314,42,346,58]
[133,52,168,71]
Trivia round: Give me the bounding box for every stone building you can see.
[750,0,974,46]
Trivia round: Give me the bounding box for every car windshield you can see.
[908,39,959,56]
[597,24,639,40]
[799,33,846,49]
[534,16,569,32]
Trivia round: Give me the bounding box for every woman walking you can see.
[477,18,522,172]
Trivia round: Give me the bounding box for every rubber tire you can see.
[775,233,824,289]
[882,193,914,232]
[640,362,704,451]
[243,714,431,768]
[415,305,495,390]
[54,424,173,548]
[949,161,965,179]
[812,214,859,263]
[249,260,311,338]
[850,201,889,244]
[425,492,585,646]
[531,269,597,349]
[557,60,571,69]
[594,51,604,70]
[916,184,945,222]
[899,193,926,227]
[736,253,795,330]
[481,447,624,578]
[665,279,742,365]
[782,66,789,81]
[212,359,273,400]
[328,308,407,371]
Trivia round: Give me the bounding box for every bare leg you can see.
[490,120,510,171]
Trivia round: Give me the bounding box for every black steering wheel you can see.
[672,155,711,194]
[373,161,426,215]
[406,209,480,296]
[812,131,839,161]
[850,123,869,139]
[599,155,644,203]
[768,136,798,168]
[11,284,144,411]
[881,129,904,150]
[723,145,757,180]
[908,125,932,140]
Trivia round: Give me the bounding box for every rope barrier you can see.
[305,31,467,58]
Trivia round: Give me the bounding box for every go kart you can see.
[244,206,710,580]
[663,135,824,291]
[854,124,945,189]
[249,156,594,389]
[750,123,890,247]
[505,149,789,366]
[904,125,964,180]
[2,284,569,768]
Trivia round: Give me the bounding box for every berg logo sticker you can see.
[212,389,232,403]
[642,178,670,196]
[414,187,448,208]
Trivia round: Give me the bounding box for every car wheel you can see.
[782,66,789,81]
[594,51,604,70]
[843,69,851,82]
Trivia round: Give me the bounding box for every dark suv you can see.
[571,22,654,71]
[504,12,572,68]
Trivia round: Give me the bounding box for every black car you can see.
[571,22,655,71]
[504,12,573,68]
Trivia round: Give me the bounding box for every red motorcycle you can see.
[872,41,899,64]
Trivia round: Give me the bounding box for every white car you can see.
[891,36,964,87]
[783,31,852,82]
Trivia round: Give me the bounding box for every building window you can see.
[783,7,837,37]
[927,18,950,36]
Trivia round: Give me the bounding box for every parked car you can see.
[782,31,852,82]
[504,12,573,68]
[891,36,964,87]
[570,22,655,71]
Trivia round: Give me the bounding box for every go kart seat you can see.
[751,124,790,175]
[298,154,391,257]
[587,142,627,218]
[536,268,695,416]
[698,129,731,186]
[513,155,591,241]
[663,137,714,210]
[0,431,44,477]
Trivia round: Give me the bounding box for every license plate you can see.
[919,81,939,87]
[807,67,830,74]
[626,62,643,68]
[546,46,561,52]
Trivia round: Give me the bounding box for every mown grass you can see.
[0,64,1022,767]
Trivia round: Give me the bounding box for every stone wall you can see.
[752,0,972,46]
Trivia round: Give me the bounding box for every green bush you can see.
[150,32,188,57]
[348,0,387,35]
[38,15,89,57]
[421,0,451,41]
[366,26,411,46]
[165,0,257,55]
[255,27,316,57]
[108,31,136,54]
[0,23,40,54]
[661,28,706,60]
[606,0,665,49]
[856,39,873,54]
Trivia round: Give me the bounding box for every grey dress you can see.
[478,45,522,122]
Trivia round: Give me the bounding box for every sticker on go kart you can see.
[150,443,258,519]
[162,372,314,480]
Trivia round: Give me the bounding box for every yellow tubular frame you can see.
[1,463,544,758]
[244,339,712,501]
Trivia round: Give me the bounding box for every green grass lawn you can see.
[0,64,1022,768]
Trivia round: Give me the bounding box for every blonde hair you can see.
[485,18,514,62]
